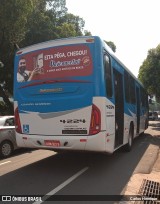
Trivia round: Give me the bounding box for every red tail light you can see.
[89,104,101,135]
[15,107,22,133]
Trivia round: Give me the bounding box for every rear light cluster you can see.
[89,104,101,135]
[15,107,22,133]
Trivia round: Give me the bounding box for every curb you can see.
[121,123,160,203]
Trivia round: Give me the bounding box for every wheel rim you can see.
[2,143,12,156]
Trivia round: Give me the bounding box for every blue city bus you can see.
[14,36,148,153]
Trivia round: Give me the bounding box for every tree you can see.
[0,0,33,46]
[0,59,13,114]
[0,0,34,94]
[84,30,92,36]
[59,13,85,36]
[104,40,116,52]
[56,23,77,38]
[0,0,34,114]
[23,2,86,46]
[138,44,160,102]
[0,0,91,114]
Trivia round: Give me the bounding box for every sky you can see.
[66,0,160,77]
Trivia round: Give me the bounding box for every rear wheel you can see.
[124,124,134,152]
[0,141,14,158]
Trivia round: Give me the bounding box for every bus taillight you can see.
[15,107,22,133]
[89,104,101,135]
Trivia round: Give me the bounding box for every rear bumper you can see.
[16,131,107,152]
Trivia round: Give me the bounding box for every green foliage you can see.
[138,44,160,102]
[0,0,119,116]
[22,2,85,46]
[0,0,90,102]
[0,100,10,115]
[56,23,77,38]
[104,40,116,52]
[84,30,92,36]
[59,13,85,36]
[149,101,160,112]
[0,0,33,45]
[0,0,34,94]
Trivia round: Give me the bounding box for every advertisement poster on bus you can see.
[17,45,93,82]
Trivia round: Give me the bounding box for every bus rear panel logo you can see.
[60,119,86,124]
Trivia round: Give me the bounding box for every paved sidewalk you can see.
[122,121,160,203]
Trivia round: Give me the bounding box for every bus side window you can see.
[104,55,113,98]
[140,88,147,108]
[124,71,136,104]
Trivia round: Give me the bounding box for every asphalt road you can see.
[0,122,159,204]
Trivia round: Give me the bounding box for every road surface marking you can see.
[33,166,89,204]
[0,161,11,166]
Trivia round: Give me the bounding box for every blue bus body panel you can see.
[14,37,106,114]
[17,81,94,114]
[13,36,148,152]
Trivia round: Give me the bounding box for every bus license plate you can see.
[44,140,60,147]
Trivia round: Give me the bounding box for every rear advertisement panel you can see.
[17,45,93,83]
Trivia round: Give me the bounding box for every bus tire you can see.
[124,123,134,152]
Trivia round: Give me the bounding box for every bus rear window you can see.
[16,45,93,83]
